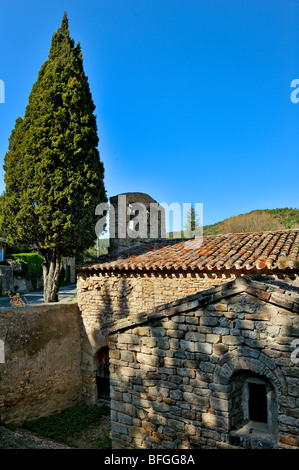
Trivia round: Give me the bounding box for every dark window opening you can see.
[96,347,110,400]
[248,383,267,423]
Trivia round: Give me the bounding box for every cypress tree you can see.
[1,12,106,302]
[183,204,201,237]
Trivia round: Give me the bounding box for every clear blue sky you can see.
[0,0,298,227]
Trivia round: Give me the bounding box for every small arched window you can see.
[248,381,267,423]
[242,377,274,427]
[229,372,278,448]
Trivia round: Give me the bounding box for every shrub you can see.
[10,253,43,290]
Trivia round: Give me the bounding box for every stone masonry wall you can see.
[107,279,299,449]
[77,271,233,404]
[0,302,82,425]
[0,265,14,295]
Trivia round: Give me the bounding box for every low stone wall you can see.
[0,302,82,425]
[106,278,299,449]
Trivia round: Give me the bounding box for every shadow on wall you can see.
[79,276,130,404]
[108,279,298,449]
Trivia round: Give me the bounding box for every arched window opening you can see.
[96,346,110,401]
[248,382,267,423]
[229,371,278,448]
[242,377,275,429]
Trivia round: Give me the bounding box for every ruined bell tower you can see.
[108,192,166,254]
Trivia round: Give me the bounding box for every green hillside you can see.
[203,208,299,236]
[267,208,299,229]
[80,209,299,255]
[168,207,299,238]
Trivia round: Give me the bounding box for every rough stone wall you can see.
[77,271,233,404]
[0,302,82,425]
[107,282,299,449]
[77,271,233,324]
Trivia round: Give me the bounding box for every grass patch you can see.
[22,404,111,448]
[67,293,77,302]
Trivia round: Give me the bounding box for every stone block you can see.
[133,327,150,336]
[213,344,228,357]
[206,334,221,344]
[202,412,228,431]
[151,327,166,337]
[183,392,208,408]
[180,340,195,353]
[234,319,255,330]
[222,335,243,345]
[136,353,159,367]
[141,337,157,348]
[151,401,171,413]
[118,334,140,345]
[120,351,135,362]
[201,317,219,326]
[162,320,178,330]
[170,390,184,400]
[210,397,232,412]
[185,332,205,342]
[194,342,213,355]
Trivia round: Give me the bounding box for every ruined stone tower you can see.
[108,192,166,254]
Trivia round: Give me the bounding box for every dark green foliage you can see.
[5,243,32,255]
[1,11,106,254]
[10,253,43,274]
[203,208,299,236]
[268,208,299,229]
[0,12,106,301]
[8,253,43,290]
[22,404,110,444]
[168,208,299,238]
[183,204,201,236]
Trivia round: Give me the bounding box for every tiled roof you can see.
[77,230,299,274]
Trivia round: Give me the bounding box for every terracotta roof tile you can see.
[77,229,299,274]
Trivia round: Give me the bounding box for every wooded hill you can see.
[169,207,299,238]
[81,208,299,258]
[203,208,299,235]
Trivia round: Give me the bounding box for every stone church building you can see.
[76,193,299,449]
[0,193,298,449]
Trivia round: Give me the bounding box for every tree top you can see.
[49,11,74,60]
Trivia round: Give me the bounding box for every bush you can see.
[10,253,43,273]
[9,253,43,290]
